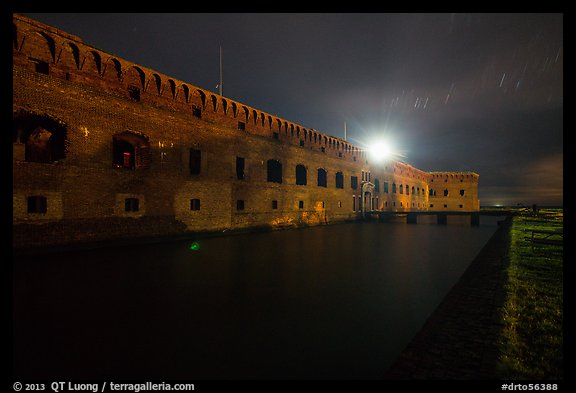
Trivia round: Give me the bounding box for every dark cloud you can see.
[23,13,563,206]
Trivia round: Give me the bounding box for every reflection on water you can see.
[13,216,503,379]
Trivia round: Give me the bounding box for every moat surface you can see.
[13,216,503,379]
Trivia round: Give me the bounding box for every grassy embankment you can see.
[496,208,563,379]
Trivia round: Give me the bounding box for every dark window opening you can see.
[298,200,304,209]
[267,159,282,183]
[374,179,380,192]
[192,105,202,118]
[27,196,47,214]
[384,182,389,193]
[125,198,139,212]
[273,132,279,139]
[444,204,448,208]
[299,140,304,147]
[321,147,325,153]
[338,152,342,157]
[351,176,358,190]
[31,58,49,75]
[112,132,151,170]
[14,115,68,164]
[238,121,245,131]
[406,185,409,195]
[128,85,140,101]
[272,200,278,210]
[460,189,465,196]
[190,199,201,211]
[317,168,327,187]
[295,164,307,185]
[189,149,201,174]
[236,157,245,180]
[237,200,245,210]
[459,204,464,208]
[400,185,404,194]
[392,183,397,193]
[335,172,344,189]
[444,189,449,197]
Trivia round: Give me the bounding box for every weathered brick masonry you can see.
[12,13,480,251]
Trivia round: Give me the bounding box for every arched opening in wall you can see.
[211,95,218,112]
[196,89,206,109]
[222,99,228,114]
[103,58,122,82]
[168,79,176,99]
[296,164,307,185]
[181,84,190,103]
[317,168,327,187]
[13,113,67,163]
[61,43,81,71]
[125,66,146,101]
[112,132,151,170]
[27,31,55,73]
[152,74,162,95]
[267,159,282,183]
[374,178,380,192]
[444,189,449,197]
[84,50,102,76]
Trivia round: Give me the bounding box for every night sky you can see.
[23,13,563,206]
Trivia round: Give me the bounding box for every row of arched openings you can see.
[15,21,366,158]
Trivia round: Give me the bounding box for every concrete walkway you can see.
[384,216,511,379]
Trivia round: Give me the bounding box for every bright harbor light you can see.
[368,139,396,162]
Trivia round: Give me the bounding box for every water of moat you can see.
[13,215,504,380]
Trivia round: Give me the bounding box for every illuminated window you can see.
[113,132,151,170]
